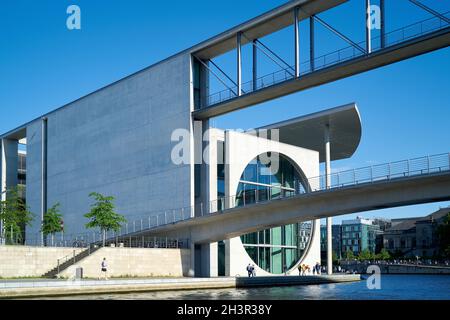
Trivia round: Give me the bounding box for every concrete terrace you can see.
[0,275,361,299]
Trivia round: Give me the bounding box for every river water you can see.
[49,275,450,300]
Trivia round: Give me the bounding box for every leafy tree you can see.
[344,249,355,260]
[376,248,391,261]
[358,249,374,261]
[84,192,126,246]
[0,186,34,245]
[332,250,340,265]
[41,203,63,246]
[437,213,450,259]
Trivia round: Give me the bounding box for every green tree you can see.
[41,203,63,246]
[84,192,126,246]
[437,213,450,259]
[332,250,340,265]
[0,186,34,245]
[344,249,355,260]
[358,249,374,261]
[376,248,391,261]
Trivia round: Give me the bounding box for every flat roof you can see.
[260,103,362,162]
[0,0,347,140]
[192,0,347,59]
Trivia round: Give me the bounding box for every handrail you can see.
[27,152,450,248]
[201,11,450,108]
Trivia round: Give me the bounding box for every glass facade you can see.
[237,154,313,274]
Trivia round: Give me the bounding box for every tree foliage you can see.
[358,249,374,261]
[41,203,63,237]
[376,248,391,261]
[0,186,34,244]
[344,249,355,260]
[84,192,126,245]
[437,213,450,258]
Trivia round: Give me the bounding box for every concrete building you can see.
[383,207,450,258]
[4,0,448,277]
[320,225,342,260]
[341,218,382,256]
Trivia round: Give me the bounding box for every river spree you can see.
[48,275,450,300]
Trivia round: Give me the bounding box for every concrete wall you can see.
[0,246,84,278]
[59,247,191,278]
[24,53,193,240]
[221,130,321,277]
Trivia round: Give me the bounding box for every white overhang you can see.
[259,103,362,162]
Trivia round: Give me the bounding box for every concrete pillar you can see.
[0,139,19,245]
[40,118,48,246]
[201,242,218,277]
[189,241,196,277]
[324,125,333,275]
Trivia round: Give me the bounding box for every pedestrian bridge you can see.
[118,153,450,244]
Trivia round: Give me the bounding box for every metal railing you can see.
[14,153,450,247]
[120,153,450,233]
[202,12,450,108]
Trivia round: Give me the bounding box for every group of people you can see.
[246,264,257,277]
[298,262,322,276]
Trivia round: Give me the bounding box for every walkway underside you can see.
[133,172,450,244]
[193,27,450,120]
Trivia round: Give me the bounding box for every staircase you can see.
[43,245,102,278]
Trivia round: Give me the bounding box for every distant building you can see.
[320,225,342,260]
[383,207,450,258]
[341,217,382,256]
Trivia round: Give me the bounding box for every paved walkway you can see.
[0,274,361,299]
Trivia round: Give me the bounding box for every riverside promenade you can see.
[0,274,361,299]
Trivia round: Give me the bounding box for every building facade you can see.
[383,208,449,258]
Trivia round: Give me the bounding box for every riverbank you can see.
[341,262,450,274]
[0,274,361,299]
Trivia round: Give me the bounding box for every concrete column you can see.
[41,118,48,246]
[201,242,218,277]
[203,126,218,277]
[1,139,19,244]
[189,241,196,277]
[324,124,333,275]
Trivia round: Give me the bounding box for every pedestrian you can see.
[252,264,256,277]
[314,262,320,275]
[246,263,252,277]
[101,257,109,280]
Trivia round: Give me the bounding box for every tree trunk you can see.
[103,229,106,247]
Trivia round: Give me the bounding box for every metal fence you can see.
[4,153,449,248]
[118,153,450,232]
[203,12,450,108]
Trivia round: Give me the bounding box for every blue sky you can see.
[0,0,449,224]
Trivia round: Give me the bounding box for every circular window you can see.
[237,153,313,274]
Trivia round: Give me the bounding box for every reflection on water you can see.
[42,275,450,300]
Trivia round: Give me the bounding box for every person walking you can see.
[246,263,252,277]
[252,264,256,277]
[101,258,109,280]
